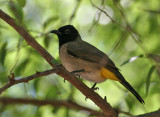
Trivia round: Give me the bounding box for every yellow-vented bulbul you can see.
[50,25,144,104]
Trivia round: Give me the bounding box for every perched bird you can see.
[50,25,144,104]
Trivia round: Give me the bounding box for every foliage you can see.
[0,0,160,117]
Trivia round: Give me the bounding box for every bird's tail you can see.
[120,80,145,104]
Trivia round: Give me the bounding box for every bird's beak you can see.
[50,30,62,35]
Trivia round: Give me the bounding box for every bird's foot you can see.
[104,96,107,102]
[91,83,99,91]
[85,83,99,101]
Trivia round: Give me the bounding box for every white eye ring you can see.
[65,29,70,34]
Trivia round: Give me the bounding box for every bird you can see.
[50,25,145,104]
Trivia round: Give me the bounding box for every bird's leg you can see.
[91,83,99,91]
[71,69,85,78]
[85,83,99,101]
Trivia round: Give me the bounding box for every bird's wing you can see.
[67,40,119,71]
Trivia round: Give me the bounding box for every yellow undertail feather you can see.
[101,67,120,81]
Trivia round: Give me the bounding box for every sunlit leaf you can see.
[16,0,26,7]
[45,87,58,100]
[146,66,156,96]
[121,54,143,66]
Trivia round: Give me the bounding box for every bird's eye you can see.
[65,29,70,34]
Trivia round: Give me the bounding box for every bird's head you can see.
[50,25,80,47]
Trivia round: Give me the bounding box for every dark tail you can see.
[120,80,145,104]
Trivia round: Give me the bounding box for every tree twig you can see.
[131,109,160,117]
[90,0,128,30]
[0,68,57,95]
[69,0,82,24]
[0,97,105,117]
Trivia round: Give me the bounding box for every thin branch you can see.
[0,68,57,95]
[0,97,105,117]
[143,9,160,14]
[69,0,82,24]
[112,0,149,54]
[89,0,105,32]
[90,0,128,30]
[132,109,160,117]
[112,1,160,77]
[0,9,117,117]
[116,109,133,116]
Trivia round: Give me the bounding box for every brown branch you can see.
[0,97,105,117]
[132,109,160,117]
[0,9,117,117]
[0,68,57,95]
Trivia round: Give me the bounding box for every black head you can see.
[50,25,80,47]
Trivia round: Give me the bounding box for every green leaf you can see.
[52,107,60,114]
[43,16,59,29]
[15,58,29,76]
[146,66,156,96]
[16,0,26,7]
[51,59,60,64]
[121,54,143,66]
[0,42,7,66]
[8,1,24,23]
[44,35,51,48]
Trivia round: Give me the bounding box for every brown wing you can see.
[67,40,119,70]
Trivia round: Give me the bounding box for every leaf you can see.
[146,66,156,96]
[51,59,60,64]
[45,87,58,100]
[44,35,51,48]
[16,0,26,7]
[15,58,29,76]
[8,1,24,23]
[52,107,60,114]
[120,54,143,66]
[43,16,59,29]
[33,78,40,93]
[0,42,7,66]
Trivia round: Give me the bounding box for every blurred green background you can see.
[0,0,160,117]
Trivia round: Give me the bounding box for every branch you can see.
[132,109,160,117]
[0,9,117,117]
[90,0,128,30]
[0,68,57,95]
[69,0,82,23]
[0,97,105,117]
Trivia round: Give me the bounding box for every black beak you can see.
[50,30,62,35]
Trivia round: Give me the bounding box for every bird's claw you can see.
[91,83,99,91]
[104,96,107,102]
